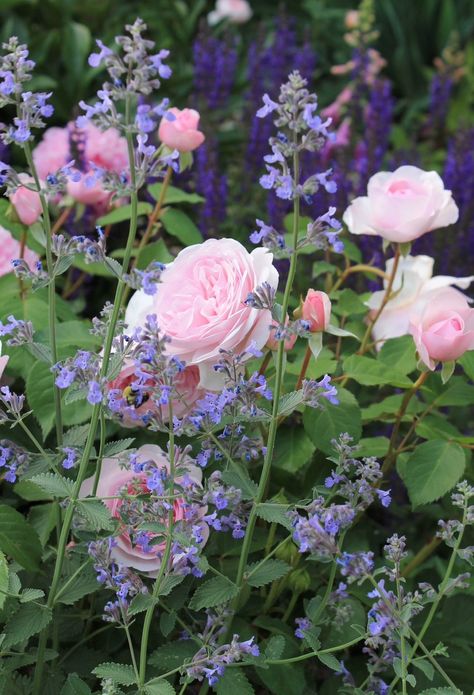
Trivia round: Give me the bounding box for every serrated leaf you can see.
[158,573,186,597]
[273,427,315,472]
[378,335,417,374]
[19,588,44,603]
[221,469,258,500]
[343,354,413,387]
[215,668,255,695]
[28,503,57,547]
[144,680,176,695]
[317,652,341,671]
[246,559,291,588]
[412,658,434,681]
[0,550,8,611]
[128,593,158,617]
[97,202,152,226]
[92,662,137,685]
[103,438,135,457]
[56,565,99,605]
[76,500,114,531]
[304,387,361,455]
[418,689,462,694]
[264,635,285,660]
[256,503,292,531]
[63,424,91,446]
[3,602,52,647]
[189,576,238,610]
[60,673,92,695]
[277,390,304,416]
[148,182,204,205]
[26,342,53,364]
[148,640,196,670]
[397,440,465,508]
[30,472,74,498]
[0,505,42,571]
[160,611,176,637]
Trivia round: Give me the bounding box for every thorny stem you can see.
[32,96,140,694]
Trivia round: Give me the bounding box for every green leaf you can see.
[397,440,466,508]
[97,202,153,226]
[221,468,258,500]
[144,680,176,695]
[277,390,304,417]
[316,652,342,671]
[418,690,462,695]
[189,576,238,610]
[3,602,52,647]
[148,640,196,671]
[60,673,92,695]
[412,658,434,681]
[161,208,201,245]
[273,427,315,472]
[304,388,361,455]
[428,378,474,406]
[361,394,421,422]
[256,503,292,531]
[56,565,98,605]
[0,505,42,571]
[308,331,323,360]
[378,335,417,374]
[459,352,474,381]
[128,593,157,617]
[0,550,9,611]
[148,182,204,205]
[159,611,176,637]
[30,472,74,498]
[19,588,45,603]
[158,573,186,597]
[63,425,91,447]
[103,438,135,457]
[92,662,137,685]
[215,668,255,695]
[356,437,390,457]
[332,288,368,316]
[76,500,115,531]
[26,342,53,364]
[325,324,359,339]
[264,635,286,660]
[246,559,291,588]
[28,503,57,547]
[343,354,413,387]
[441,360,455,384]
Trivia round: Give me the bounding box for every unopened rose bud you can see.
[9,173,42,226]
[296,289,331,333]
[158,107,205,153]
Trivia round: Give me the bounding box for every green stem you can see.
[32,98,140,694]
[138,406,176,689]
[266,634,364,664]
[282,591,300,623]
[92,411,106,496]
[123,620,140,684]
[23,142,63,446]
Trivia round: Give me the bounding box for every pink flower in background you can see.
[108,361,205,427]
[208,0,252,25]
[343,165,459,243]
[410,291,474,369]
[0,341,9,382]
[125,238,279,389]
[301,289,332,333]
[367,255,473,348]
[0,225,38,276]
[322,87,353,122]
[80,444,208,574]
[33,122,128,208]
[158,108,205,153]
[9,174,42,226]
[266,316,297,352]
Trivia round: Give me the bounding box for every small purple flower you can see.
[87,380,103,405]
[88,39,113,68]
[62,447,79,469]
[256,93,279,118]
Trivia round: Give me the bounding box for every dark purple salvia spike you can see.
[193,26,238,112]
[194,138,227,236]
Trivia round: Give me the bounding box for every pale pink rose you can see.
[0,225,38,276]
[108,361,205,428]
[9,174,42,226]
[80,444,208,575]
[125,238,279,389]
[208,0,252,25]
[33,122,128,207]
[266,316,297,351]
[301,290,332,333]
[409,291,474,370]
[343,166,459,243]
[158,108,205,153]
[367,254,474,348]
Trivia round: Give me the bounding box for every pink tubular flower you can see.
[9,174,42,226]
[409,291,474,370]
[80,444,208,575]
[208,0,252,25]
[33,122,128,208]
[0,225,38,276]
[158,108,205,153]
[266,316,297,352]
[343,165,459,243]
[108,361,205,428]
[125,238,279,389]
[301,290,332,332]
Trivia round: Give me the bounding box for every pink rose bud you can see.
[345,10,360,29]
[343,165,459,244]
[9,174,42,226]
[409,290,474,370]
[301,290,331,332]
[266,317,297,351]
[158,108,205,153]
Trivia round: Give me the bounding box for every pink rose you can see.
[9,174,42,226]
[108,361,204,428]
[409,291,474,370]
[266,316,297,352]
[301,289,331,332]
[66,176,110,206]
[343,165,459,243]
[158,108,205,153]
[0,225,38,276]
[0,341,8,381]
[125,238,279,389]
[367,254,473,348]
[80,444,208,574]
[208,0,252,24]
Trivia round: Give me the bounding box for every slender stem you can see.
[358,245,401,355]
[396,572,407,695]
[51,205,73,235]
[401,536,441,579]
[295,345,312,391]
[258,350,272,377]
[32,99,140,693]
[23,142,63,445]
[138,406,176,689]
[266,634,364,664]
[382,371,429,476]
[123,620,140,683]
[331,263,388,293]
[58,624,112,665]
[92,411,106,496]
[282,591,300,623]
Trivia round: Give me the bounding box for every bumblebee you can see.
[122,386,150,408]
